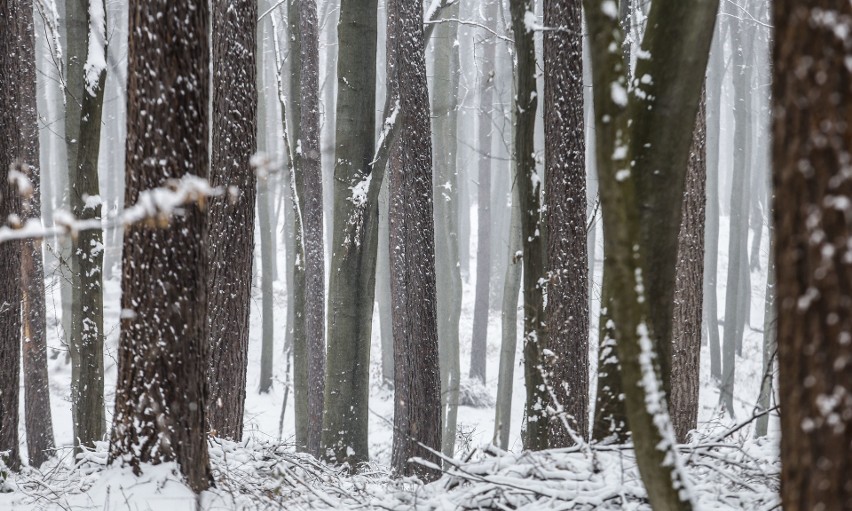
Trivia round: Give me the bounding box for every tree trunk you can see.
[754,226,774,439]
[431,0,462,459]
[493,183,521,449]
[66,0,107,451]
[773,1,852,507]
[108,0,211,492]
[206,0,257,441]
[387,0,442,480]
[592,267,628,443]
[321,0,379,467]
[468,0,497,385]
[585,0,718,506]
[544,0,587,446]
[509,0,548,452]
[378,177,394,386]
[671,91,706,443]
[297,0,326,459]
[0,0,39,471]
[704,19,724,380]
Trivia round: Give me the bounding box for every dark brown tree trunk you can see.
[671,91,706,443]
[0,0,37,471]
[108,0,211,492]
[509,0,548,452]
[773,1,852,509]
[207,0,258,441]
[592,268,628,443]
[544,0,588,446]
[297,0,326,459]
[387,0,442,481]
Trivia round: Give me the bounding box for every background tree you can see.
[544,0,587,446]
[387,0,442,480]
[66,0,108,451]
[431,0,463,458]
[108,0,212,492]
[773,0,852,508]
[321,0,379,467]
[509,0,548,452]
[207,0,257,440]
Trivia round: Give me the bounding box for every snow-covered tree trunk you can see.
[387,0,442,480]
[66,0,107,451]
[543,0,588,446]
[207,0,257,440]
[108,0,211,492]
[773,1,852,507]
[754,225,774,439]
[321,0,379,466]
[509,0,548,452]
[585,0,719,506]
[671,91,706,442]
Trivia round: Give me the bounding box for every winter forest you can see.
[0,0,849,509]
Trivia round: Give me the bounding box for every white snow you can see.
[84,0,107,96]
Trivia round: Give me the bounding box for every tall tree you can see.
[0,0,38,471]
[773,0,852,508]
[108,0,212,492]
[207,0,257,440]
[671,95,707,442]
[321,0,379,467]
[585,0,718,507]
[544,0,587,446]
[297,0,326,459]
[509,0,548,452]
[387,0,442,480]
[432,0,463,458]
[66,0,108,450]
[469,0,498,385]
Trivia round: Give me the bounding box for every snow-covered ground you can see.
[0,207,779,509]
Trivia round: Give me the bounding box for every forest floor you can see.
[0,210,780,509]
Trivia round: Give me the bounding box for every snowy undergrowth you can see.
[0,428,778,510]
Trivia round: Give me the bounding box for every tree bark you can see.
[671,92,706,443]
[544,0,588,446]
[387,0,442,480]
[0,0,39,471]
[108,0,211,492]
[773,1,852,508]
[509,0,548,452]
[66,0,107,451]
[321,0,379,467]
[207,0,257,440]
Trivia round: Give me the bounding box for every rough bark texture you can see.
[773,1,852,509]
[0,0,35,471]
[469,0,497,385]
[321,0,379,467]
[108,0,212,492]
[297,0,326,459]
[544,0,588,446]
[592,267,628,443]
[12,0,56,468]
[66,0,107,451]
[387,0,442,481]
[671,93,707,443]
[207,0,258,440]
[432,0,462,459]
[509,0,548,452]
